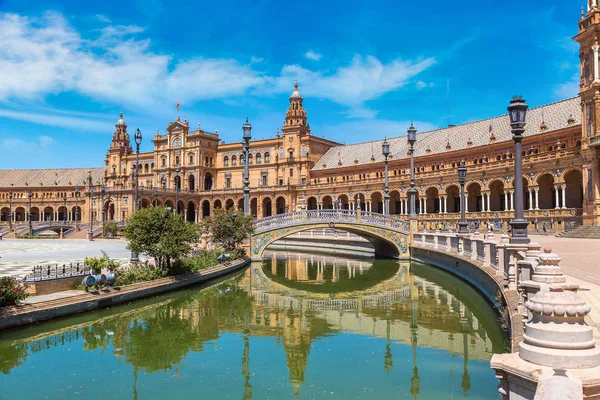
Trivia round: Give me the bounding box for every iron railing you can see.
[24,262,89,282]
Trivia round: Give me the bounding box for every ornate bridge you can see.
[251,209,411,260]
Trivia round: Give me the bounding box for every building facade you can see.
[1,7,600,235]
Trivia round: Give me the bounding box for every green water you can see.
[0,251,507,399]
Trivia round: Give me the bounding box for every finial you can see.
[197,122,201,130]
[245,116,249,123]
[294,78,298,89]
[119,106,123,119]
[582,6,585,18]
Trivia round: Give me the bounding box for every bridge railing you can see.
[255,209,410,233]
[23,262,89,282]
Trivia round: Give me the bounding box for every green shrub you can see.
[116,264,168,286]
[0,277,29,307]
[85,250,120,273]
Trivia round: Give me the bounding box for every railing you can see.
[255,209,410,234]
[463,238,472,257]
[23,262,89,282]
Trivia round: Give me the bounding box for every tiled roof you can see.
[312,97,580,171]
[0,168,105,188]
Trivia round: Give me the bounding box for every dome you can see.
[290,81,303,100]
[115,109,127,130]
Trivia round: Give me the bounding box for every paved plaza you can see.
[0,239,143,278]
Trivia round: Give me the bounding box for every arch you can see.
[104,201,115,220]
[176,200,185,215]
[43,206,54,221]
[28,207,39,222]
[248,153,253,165]
[425,187,439,213]
[202,200,211,218]
[224,155,229,167]
[186,201,196,223]
[232,155,237,166]
[140,198,151,208]
[165,199,175,211]
[322,195,333,209]
[58,206,68,222]
[445,185,459,213]
[225,198,235,210]
[256,153,262,164]
[536,173,555,209]
[466,182,482,212]
[262,197,272,217]
[249,197,258,217]
[307,196,318,210]
[71,206,82,221]
[144,164,149,174]
[204,172,213,191]
[337,194,349,210]
[0,207,9,222]
[237,198,244,211]
[14,207,25,222]
[264,152,270,163]
[389,190,401,214]
[188,175,195,192]
[510,176,530,210]
[370,191,383,214]
[213,199,222,209]
[564,169,583,208]
[488,180,505,212]
[276,196,287,214]
[174,175,182,191]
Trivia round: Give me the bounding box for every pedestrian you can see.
[543,223,547,234]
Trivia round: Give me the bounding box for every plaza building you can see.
[2,7,600,235]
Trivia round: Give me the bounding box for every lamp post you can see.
[101,184,106,238]
[242,117,252,214]
[27,191,33,237]
[131,128,142,262]
[8,191,13,232]
[458,160,469,234]
[63,192,67,223]
[74,185,79,229]
[175,168,180,215]
[407,123,417,218]
[507,96,530,244]
[382,138,390,216]
[153,187,158,207]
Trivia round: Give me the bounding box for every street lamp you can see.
[101,184,106,238]
[382,137,390,216]
[63,192,67,224]
[27,191,33,237]
[8,191,13,232]
[74,185,79,229]
[458,160,468,234]
[131,128,142,262]
[507,96,530,244]
[175,168,180,215]
[242,117,252,214]
[407,122,417,218]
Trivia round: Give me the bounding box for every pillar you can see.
[465,194,469,213]
[528,188,533,210]
[504,192,509,211]
[594,42,600,83]
[443,195,447,214]
[486,192,491,212]
[509,190,514,211]
[534,188,540,210]
[554,186,560,209]
[561,185,567,209]
[422,198,427,214]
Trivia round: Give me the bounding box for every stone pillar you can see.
[422,197,427,214]
[561,185,567,209]
[465,194,469,213]
[509,190,515,211]
[443,195,448,214]
[528,188,533,210]
[535,188,540,210]
[504,192,509,211]
[486,192,491,212]
[594,42,600,83]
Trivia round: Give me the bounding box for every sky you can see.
[0,0,582,169]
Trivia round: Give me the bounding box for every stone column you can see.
[504,192,509,211]
[465,194,469,213]
[534,188,540,210]
[561,185,567,209]
[594,42,600,83]
[486,192,491,212]
[554,186,560,209]
[443,195,447,214]
[528,188,533,210]
[509,190,514,211]
[423,198,427,214]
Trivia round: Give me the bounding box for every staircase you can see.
[557,225,600,239]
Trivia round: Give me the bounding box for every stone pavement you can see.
[530,235,600,337]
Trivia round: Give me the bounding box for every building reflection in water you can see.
[0,250,505,399]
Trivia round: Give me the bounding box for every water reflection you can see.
[0,251,507,399]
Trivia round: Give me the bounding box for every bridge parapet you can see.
[255,209,410,234]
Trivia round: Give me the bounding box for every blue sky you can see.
[0,0,581,169]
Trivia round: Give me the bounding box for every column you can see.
[465,194,469,213]
[423,197,427,214]
[443,196,447,214]
[554,186,560,209]
[504,192,509,211]
[367,201,372,212]
[535,188,539,210]
[486,192,491,212]
[528,188,533,210]
[561,185,567,209]
[594,42,600,83]
[400,199,404,214]
[509,190,514,211]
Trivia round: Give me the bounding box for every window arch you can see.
[248,153,253,164]
[232,155,237,166]
[224,156,229,167]
[256,153,262,164]
[264,152,270,163]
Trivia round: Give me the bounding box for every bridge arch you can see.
[251,210,410,261]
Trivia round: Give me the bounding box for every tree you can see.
[124,207,200,271]
[103,221,119,237]
[205,208,255,251]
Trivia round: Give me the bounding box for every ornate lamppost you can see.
[175,168,180,215]
[27,191,33,237]
[8,191,13,232]
[101,184,106,238]
[407,123,417,218]
[88,172,95,241]
[63,192,67,224]
[458,160,469,234]
[382,138,390,216]
[131,128,142,262]
[507,96,530,244]
[242,117,252,214]
[74,185,79,229]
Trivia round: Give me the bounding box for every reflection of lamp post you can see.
[242,313,252,400]
[27,191,33,237]
[407,123,417,218]
[410,274,420,399]
[458,160,468,234]
[384,300,393,375]
[382,137,390,216]
[507,96,530,244]
[242,117,252,214]
[8,191,13,232]
[460,316,471,395]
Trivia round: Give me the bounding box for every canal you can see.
[0,251,508,399]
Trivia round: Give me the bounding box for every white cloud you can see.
[38,135,56,147]
[95,14,112,23]
[0,108,112,132]
[304,50,322,61]
[0,11,436,122]
[320,118,438,144]
[416,80,434,90]
[1,137,25,150]
[554,73,579,100]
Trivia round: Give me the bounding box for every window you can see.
[264,152,270,163]
[161,157,166,167]
[289,168,294,177]
[175,156,180,166]
[248,153,253,164]
[189,154,194,164]
[280,147,284,158]
[256,153,262,164]
[240,154,245,165]
[261,174,268,186]
[232,155,237,166]
[172,138,182,147]
[225,175,231,189]
[224,156,229,166]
